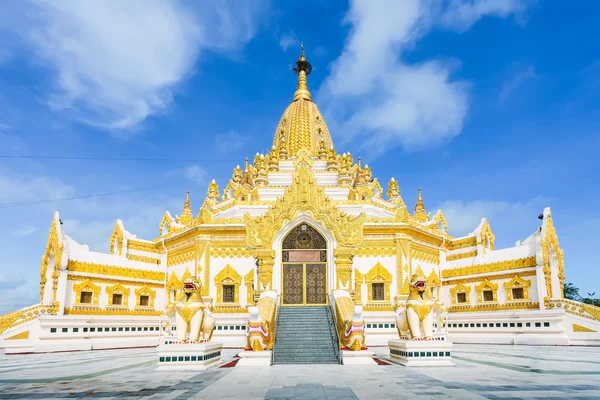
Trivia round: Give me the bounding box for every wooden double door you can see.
[282,263,327,305]
[281,223,328,306]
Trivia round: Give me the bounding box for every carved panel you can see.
[283,264,303,305]
[306,264,327,304]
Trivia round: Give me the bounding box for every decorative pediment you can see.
[109,220,124,256]
[479,218,495,252]
[504,275,531,289]
[134,285,156,307]
[214,264,242,285]
[450,281,472,304]
[166,272,182,290]
[413,265,426,279]
[540,210,565,297]
[181,267,194,282]
[475,279,498,292]
[40,212,65,301]
[365,262,392,283]
[73,279,100,305]
[244,270,254,285]
[106,282,130,306]
[426,269,441,287]
[244,163,366,248]
[433,210,448,234]
[159,212,174,236]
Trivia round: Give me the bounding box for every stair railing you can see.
[328,293,343,364]
[271,292,281,365]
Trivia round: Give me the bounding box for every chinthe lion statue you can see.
[395,275,435,340]
[168,277,215,343]
[245,290,277,351]
[333,289,367,351]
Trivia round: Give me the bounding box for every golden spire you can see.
[414,187,428,221]
[292,43,312,102]
[179,190,193,225]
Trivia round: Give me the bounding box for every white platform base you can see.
[388,339,455,367]
[342,350,377,365]
[236,350,272,367]
[156,342,223,370]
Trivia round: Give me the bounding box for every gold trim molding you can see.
[442,256,537,279]
[67,260,164,281]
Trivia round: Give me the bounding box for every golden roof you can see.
[272,45,334,157]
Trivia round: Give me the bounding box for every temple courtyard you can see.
[0,344,599,399]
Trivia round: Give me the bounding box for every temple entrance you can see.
[281,223,327,305]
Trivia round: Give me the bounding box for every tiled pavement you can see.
[1,344,599,399]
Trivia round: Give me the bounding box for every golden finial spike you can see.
[293,43,312,102]
[181,190,192,218]
[414,187,427,217]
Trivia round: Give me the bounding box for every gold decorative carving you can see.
[64,307,162,316]
[334,247,354,289]
[109,220,124,256]
[134,285,156,308]
[353,241,395,257]
[73,279,101,306]
[442,256,537,278]
[450,282,471,305]
[67,275,163,289]
[548,298,600,322]
[40,214,64,303]
[479,219,495,253]
[0,304,57,335]
[447,236,477,251]
[475,279,499,303]
[67,260,164,281]
[244,270,255,304]
[166,272,182,291]
[573,324,596,333]
[363,303,395,312]
[255,249,275,290]
[5,330,29,340]
[244,163,366,249]
[448,302,540,313]
[411,244,440,265]
[355,270,364,303]
[214,264,242,305]
[213,305,249,314]
[126,254,160,264]
[365,262,392,302]
[212,247,253,258]
[443,270,537,285]
[106,282,131,306]
[167,245,196,266]
[128,241,159,253]
[541,213,565,299]
[504,275,532,302]
[446,250,477,261]
[426,270,441,288]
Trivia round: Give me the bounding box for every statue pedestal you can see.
[236,350,272,367]
[388,339,455,367]
[156,342,223,370]
[342,350,377,365]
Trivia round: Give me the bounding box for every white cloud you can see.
[318,0,531,155]
[10,225,38,237]
[437,196,549,242]
[2,0,267,132]
[498,64,537,102]
[279,33,299,52]
[439,0,531,32]
[215,130,246,153]
[0,169,76,205]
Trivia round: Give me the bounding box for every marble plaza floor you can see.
[1,344,599,399]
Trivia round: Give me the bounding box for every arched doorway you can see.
[281,223,328,305]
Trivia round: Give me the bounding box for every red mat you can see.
[372,357,391,365]
[220,359,240,368]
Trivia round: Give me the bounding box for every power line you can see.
[0,155,237,162]
[0,172,232,209]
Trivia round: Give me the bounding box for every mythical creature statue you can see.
[245,290,277,351]
[333,289,367,351]
[167,278,215,343]
[395,274,436,340]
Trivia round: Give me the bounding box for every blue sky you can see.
[0,0,598,313]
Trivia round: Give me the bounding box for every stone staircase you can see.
[273,306,340,364]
